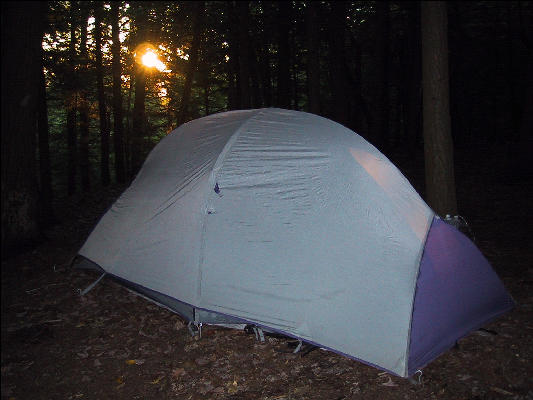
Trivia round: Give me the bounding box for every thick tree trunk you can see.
[177,1,205,125]
[78,2,90,191]
[277,1,291,109]
[94,1,110,186]
[1,1,44,257]
[306,2,320,114]
[111,1,125,183]
[421,1,458,216]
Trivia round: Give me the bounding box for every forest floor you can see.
[1,144,532,400]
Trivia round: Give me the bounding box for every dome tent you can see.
[76,108,514,377]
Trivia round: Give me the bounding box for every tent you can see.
[76,108,514,377]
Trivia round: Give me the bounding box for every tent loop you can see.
[292,339,303,354]
[188,321,202,338]
[443,214,476,242]
[252,326,265,343]
[409,370,423,385]
[78,272,106,296]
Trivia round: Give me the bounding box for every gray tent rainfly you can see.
[76,108,514,377]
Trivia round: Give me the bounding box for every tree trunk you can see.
[276,1,291,109]
[346,33,367,133]
[38,44,54,224]
[258,1,274,108]
[226,2,240,110]
[1,1,44,257]
[237,1,251,109]
[67,1,78,195]
[177,1,205,125]
[373,1,390,152]
[258,45,272,107]
[290,28,299,110]
[200,60,210,115]
[249,44,262,108]
[510,3,533,174]
[111,1,125,183]
[405,1,422,152]
[78,2,90,191]
[306,2,320,114]
[125,73,133,174]
[94,1,110,186]
[421,1,457,216]
[131,63,147,177]
[130,4,150,177]
[327,1,350,126]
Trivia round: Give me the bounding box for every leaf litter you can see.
[1,158,532,399]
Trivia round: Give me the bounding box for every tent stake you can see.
[78,272,106,296]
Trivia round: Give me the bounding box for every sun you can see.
[135,43,167,72]
[141,50,166,72]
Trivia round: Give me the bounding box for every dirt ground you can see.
[2,146,532,400]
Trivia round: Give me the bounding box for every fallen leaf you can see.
[125,359,136,365]
[116,376,124,384]
[381,376,397,387]
[490,387,514,396]
[226,378,238,394]
[151,375,165,384]
[171,367,186,379]
[195,357,210,366]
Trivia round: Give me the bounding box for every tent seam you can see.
[195,109,267,304]
[403,213,435,377]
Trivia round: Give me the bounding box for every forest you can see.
[1,1,533,399]
[1,1,532,253]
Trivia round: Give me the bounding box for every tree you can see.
[421,1,457,216]
[372,1,390,151]
[38,41,54,224]
[78,1,91,191]
[403,1,422,152]
[306,2,321,114]
[327,1,350,126]
[38,1,54,224]
[130,4,149,176]
[276,1,291,109]
[177,1,205,125]
[94,1,110,186]
[1,1,45,257]
[66,1,78,194]
[111,1,126,183]
[237,1,252,109]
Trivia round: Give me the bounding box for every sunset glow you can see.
[141,50,167,72]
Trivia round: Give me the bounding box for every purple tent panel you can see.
[408,217,515,376]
